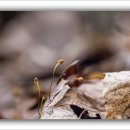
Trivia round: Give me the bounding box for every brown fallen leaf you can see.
[86,72,105,80]
[41,60,106,119]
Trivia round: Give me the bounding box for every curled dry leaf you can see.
[40,60,130,119]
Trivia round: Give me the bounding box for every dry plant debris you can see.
[34,60,130,119]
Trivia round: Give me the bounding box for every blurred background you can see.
[0,11,130,119]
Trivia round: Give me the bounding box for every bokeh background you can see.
[0,11,130,119]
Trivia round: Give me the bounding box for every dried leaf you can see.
[49,85,70,107]
[57,60,80,84]
[86,72,105,80]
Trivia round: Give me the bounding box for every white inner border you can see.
[0,1,130,130]
[0,1,129,10]
[0,120,130,129]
